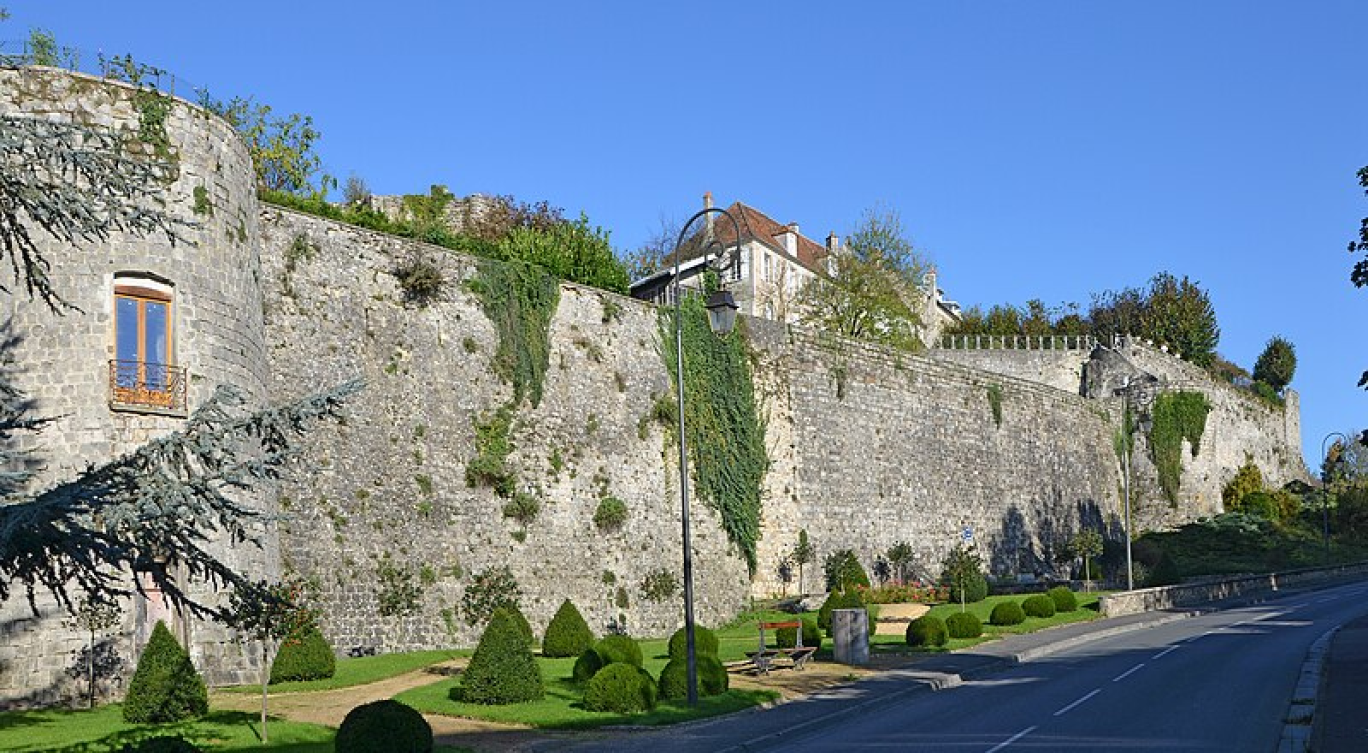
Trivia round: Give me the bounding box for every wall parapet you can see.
[1099,562,1368,617]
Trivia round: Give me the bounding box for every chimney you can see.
[826,232,839,254]
[782,222,798,255]
[703,191,715,240]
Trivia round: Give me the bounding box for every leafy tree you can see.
[886,541,914,585]
[797,205,928,350]
[1222,457,1265,512]
[822,548,870,592]
[792,529,815,594]
[64,594,121,708]
[1350,166,1368,390]
[1141,272,1219,367]
[1252,336,1297,393]
[938,543,987,605]
[1088,286,1148,343]
[199,94,325,196]
[1069,530,1104,585]
[495,213,630,294]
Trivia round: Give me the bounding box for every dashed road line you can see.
[1153,645,1180,659]
[985,725,1037,753]
[1113,663,1145,682]
[1054,688,1102,716]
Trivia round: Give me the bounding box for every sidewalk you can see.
[1312,612,1368,752]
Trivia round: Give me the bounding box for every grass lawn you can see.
[870,591,1106,654]
[220,648,468,694]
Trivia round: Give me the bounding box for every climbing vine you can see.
[986,383,1003,428]
[658,295,768,574]
[469,258,560,407]
[1148,390,1211,504]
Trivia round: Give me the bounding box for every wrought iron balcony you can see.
[109,360,187,414]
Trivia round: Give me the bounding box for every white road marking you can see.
[1054,688,1102,716]
[1113,663,1145,682]
[985,725,1037,753]
[1153,645,1180,659]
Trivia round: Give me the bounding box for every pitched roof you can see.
[673,201,829,275]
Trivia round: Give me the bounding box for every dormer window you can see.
[110,275,186,414]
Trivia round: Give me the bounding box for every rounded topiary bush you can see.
[572,647,604,684]
[1021,594,1057,619]
[990,600,1026,626]
[123,621,208,724]
[335,699,432,753]
[269,624,336,684]
[1047,586,1078,613]
[583,662,658,713]
[455,607,544,704]
[658,655,730,700]
[594,634,644,668]
[775,618,821,649]
[945,611,983,639]
[542,599,594,658]
[119,737,202,753]
[905,615,948,647]
[667,625,719,659]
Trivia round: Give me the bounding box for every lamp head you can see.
[704,289,739,336]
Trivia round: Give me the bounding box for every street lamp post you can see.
[1320,432,1350,562]
[671,207,742,706]
[1118,377,1154,591]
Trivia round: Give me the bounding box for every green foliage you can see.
[502,491,541,526]
[823,549,871,592]
[375,555,422,618]
[1351,167,1368,391]
[503,604,536,649]
[460,566,522,626]
[939,544,988,603]
[192,185,212,217]
[667,625,719,659]
[391,253,446,306]
[905,615,948,647]
[1148,390,1211,503]
[583,663,658,713]
[945,611,983,639]
[1047,586,1078,613]
[495,213,630,294]
[1146,552,1182,586]
[200,94,324,195]
[456,608,544,705]
[640,568,680,603]
[775,618,822,649]
[1251,380,1284,407]
[1069,530,1104,582]
[1141,272,1220,367]
[658,295,768,573]
[593,635,644,668]
[572,648,604,684]
[817,589,867,633]
[465,405,516,497]
[335,699,433,753]
[269,624,335,684]
[989,601,1026,626]
[119,737,201,753]
[400,184,456,239]
[470,258,560,407]
[986,383,1004,428]
[1222,457,1265,512]
[657,655,729,700]
[1253,336,1297,392]
[593,495,628,531]
[123,621,208,723]
[542,599,594,658]
[1021,594,1057,618]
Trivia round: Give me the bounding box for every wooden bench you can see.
[741,621,817,674]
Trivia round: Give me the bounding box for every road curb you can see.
[1279,627,1338,753]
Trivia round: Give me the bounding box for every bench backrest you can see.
[758,620,804,650]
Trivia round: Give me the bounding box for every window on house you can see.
[111,277,186,413]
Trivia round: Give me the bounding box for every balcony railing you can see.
[109,360,187,414]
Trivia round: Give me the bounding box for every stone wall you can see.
[931,346,1090,395]
[0,67,269,705]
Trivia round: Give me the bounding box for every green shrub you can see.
[1047,586,1078,613]
[906,615,948,647]
[503,604,535,649]
[1146,552,1181,587]
[455,608,544,704]
[583,662,657,713]
[945,611,983,639]
[594,634,644,668]
[940,544,989,603]
[593,496,628,530]
[667,625,719,659]
[335,699,432,753]
[119,737,202,753]
[123,621,208,723]
[269,624,336,684]
[817,589,866,632]
[657,654,730,700]
[1021,594,1057,618]
[990,601,1026,626]
[823,549,871,592]
[542,599,594,658]
[572,648,604,684]
[775,618,821,649]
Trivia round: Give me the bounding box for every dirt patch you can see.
[872,603,929,636]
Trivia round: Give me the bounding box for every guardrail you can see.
[0,40,200,99]
[1098,561,1368,618]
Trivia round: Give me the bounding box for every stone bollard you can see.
[832,608,869,665]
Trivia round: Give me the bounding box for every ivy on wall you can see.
[658,295,769,574]
[1148,390,1211,504]
[469,258,560,407]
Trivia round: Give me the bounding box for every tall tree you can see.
[1140,272,1220,367]
[797,205,928,350]
[1252,335,1297,393]
[1349,166,1368,391]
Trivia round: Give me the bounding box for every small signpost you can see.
[958,526,974,612]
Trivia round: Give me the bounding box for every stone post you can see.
[832,609,869,665]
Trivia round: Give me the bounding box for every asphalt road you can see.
[556,580,1368,753]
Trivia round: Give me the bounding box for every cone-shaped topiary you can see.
[775,618,821,649]
[572,647,604,684]
[945,611,983,639]
[335,699,433,753]
[990,600,1026,626]
[270,624,336,684]
[818,589,866,632]
[502,604,535,649]
[593,634,643,667]
[667,625,718,659]
[1021,594,1057,619]
[123,621,208,723]
[1047,586,1078,613]
[583,663,657,713]
[905,615,948,647]
[455,607,544,704]
[542,599,594,658]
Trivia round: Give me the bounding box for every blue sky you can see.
[9,1,1366,467]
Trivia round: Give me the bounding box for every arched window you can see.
[111,274,185,413]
